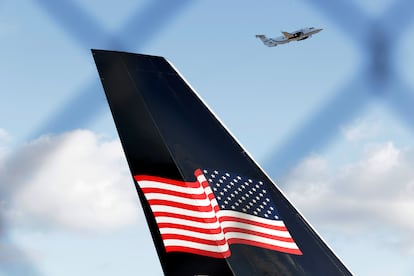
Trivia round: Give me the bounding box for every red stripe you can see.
[141,187,207,200]
[157,223,222,235]
[165,246,231,259]
[223,227,294,243]
[154,212,217,223]
[161,234,227,246]
[220,216,288,232]
[227,238,302,255]
[153,211,218,223]
[134,175,200,188]
[148,199,213,212]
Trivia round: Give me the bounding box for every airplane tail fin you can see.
[255,34,268,42]
[281,31,294,39]
[92,49,352,276]
[255,35,276,47]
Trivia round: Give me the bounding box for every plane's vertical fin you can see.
[92,49,352,276]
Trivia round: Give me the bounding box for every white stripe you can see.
[160,227,226,242]
[197,174,207,183]
[150,205,217,219]
[163,239,229,253]
[156,216,221,230]
[225,232,299,250]
[144,193,211,207]
[137,180,204,195]
[220,221,292,238]
[220,210,286,227]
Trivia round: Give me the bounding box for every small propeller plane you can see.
[256,27,322,47]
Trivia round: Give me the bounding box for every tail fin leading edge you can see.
[92,49,351,276]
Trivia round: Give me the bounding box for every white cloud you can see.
[341,117,382,142]
[1,130,140,232]
[282,141,414,251]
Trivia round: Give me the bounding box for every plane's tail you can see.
[255,35,276,47]
[92,49,352,276]
[255,34,268,42]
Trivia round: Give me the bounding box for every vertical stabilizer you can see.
[92,49,351,276]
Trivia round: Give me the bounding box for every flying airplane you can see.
[92,49,351,275]
[256,27,323,47]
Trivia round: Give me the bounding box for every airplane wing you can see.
[92,49,352,276]
[281,31,295,39]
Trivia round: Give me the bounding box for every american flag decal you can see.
[134,169,302,258]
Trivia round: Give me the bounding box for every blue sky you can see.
[2,0,414,275]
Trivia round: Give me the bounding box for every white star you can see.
[225,173,230,177]
[248,179,252,183]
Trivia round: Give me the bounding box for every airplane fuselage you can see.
[256,27,322,47]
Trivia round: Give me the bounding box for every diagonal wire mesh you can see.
[264,0,414,179]
[0,0,193,275]
[3,0,414,274]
